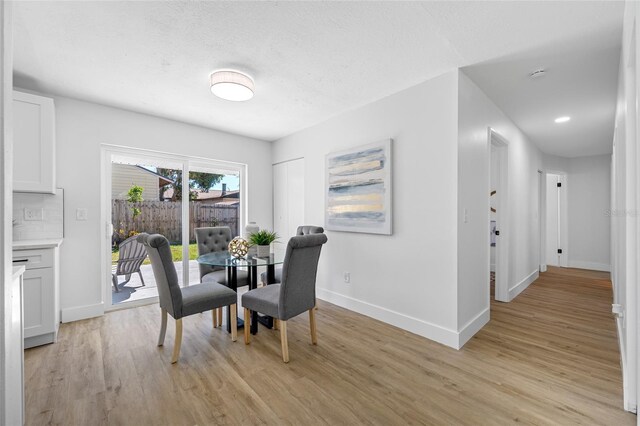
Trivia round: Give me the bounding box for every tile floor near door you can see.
[25,267,633,425]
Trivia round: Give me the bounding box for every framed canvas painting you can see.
[325,139,392,235]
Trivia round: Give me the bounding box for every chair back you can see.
[115,235,148,275]
[195,226,232,278]
[296,225,324,236]
[279,233,328,320]
[138,233,182,317]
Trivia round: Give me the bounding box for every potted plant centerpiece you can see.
[249,229,278,257]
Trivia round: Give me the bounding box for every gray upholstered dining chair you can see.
[242,233,328,362]
[138,233,238,363]
[260,225,325,285]
[195,226,249,325]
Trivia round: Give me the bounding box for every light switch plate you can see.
[76,208,88,221]
[24,208,43,221]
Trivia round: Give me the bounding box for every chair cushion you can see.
[202,269,249,287]
[180,282,237,318]
[260,267,282,285]
[242,284,281,319]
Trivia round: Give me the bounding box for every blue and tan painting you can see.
[326,143,390,232]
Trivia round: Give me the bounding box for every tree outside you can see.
[157,169,224,201]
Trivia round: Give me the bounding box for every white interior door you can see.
[546,174,560,266]
[273,158,305,241]
[545,173,568,267]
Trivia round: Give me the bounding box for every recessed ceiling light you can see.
[554,116,571,123]
[210,70,254,102]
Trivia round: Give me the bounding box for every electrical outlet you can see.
[24,208,43,221]
[76,208,88,221]
[344,272,350,283]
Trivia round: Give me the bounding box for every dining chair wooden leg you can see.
[244,308,251,344]
[217,307,223,327]
[315,299,318,311]
[309,308,317,345]
[280,320,289,363]
[158,308,167,346]
[212,308,218,328]
[230,304,238,342]
[171,319,183,364]
[273,318,279,330]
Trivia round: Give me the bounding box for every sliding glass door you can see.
[103,147,246,309]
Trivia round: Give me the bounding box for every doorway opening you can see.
[488,128,509,302]
[102,146,246,310]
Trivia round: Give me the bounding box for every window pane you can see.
[188,169,241,284]
[111,160,183,305]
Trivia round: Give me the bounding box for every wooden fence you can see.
[112,200,239,244]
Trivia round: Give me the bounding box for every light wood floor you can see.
[24,267,635,425]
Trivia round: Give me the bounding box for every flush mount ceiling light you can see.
[554,116,571,123]
[210,70,254,101]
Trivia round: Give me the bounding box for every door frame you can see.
[100,144,247,311]
[538,170,547,273]
[488,128,509,302]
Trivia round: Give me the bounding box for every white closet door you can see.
[287,159,305,237]
[273,158,305,241]
[273,162,288,239]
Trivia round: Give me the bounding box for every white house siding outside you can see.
[112,164,161,201]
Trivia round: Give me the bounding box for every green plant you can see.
[248,229,278,246]
[127,185,144,219]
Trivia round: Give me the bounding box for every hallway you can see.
[23,267,633,425]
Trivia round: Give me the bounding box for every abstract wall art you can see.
[325,139,392,235]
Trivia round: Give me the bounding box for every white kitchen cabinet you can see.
[13,90,56,194]
[13,245,60,348]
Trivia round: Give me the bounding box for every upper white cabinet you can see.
[13,91,56,194]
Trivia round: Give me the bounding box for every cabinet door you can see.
[13,91,56,194]
[23,268,55,338]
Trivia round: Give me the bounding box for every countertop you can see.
[13,238,64,250]
[12,265,25,279]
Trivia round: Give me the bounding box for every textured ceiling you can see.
[13,1,624,154]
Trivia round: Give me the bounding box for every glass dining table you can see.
[196,250,285,334]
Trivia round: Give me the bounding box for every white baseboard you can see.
[508,269,539,301]
[317,288,459,349]
[568,260,611,272]
[457,307,489,349]
[61,302,104,323]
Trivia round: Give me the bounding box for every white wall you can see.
[567,155,611,271]
[541,154,611,270]
[0,2,18,423]
[25,94,273,321]
[273,71,461,347]
[611,0,639,412]
[457,71,544,334]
